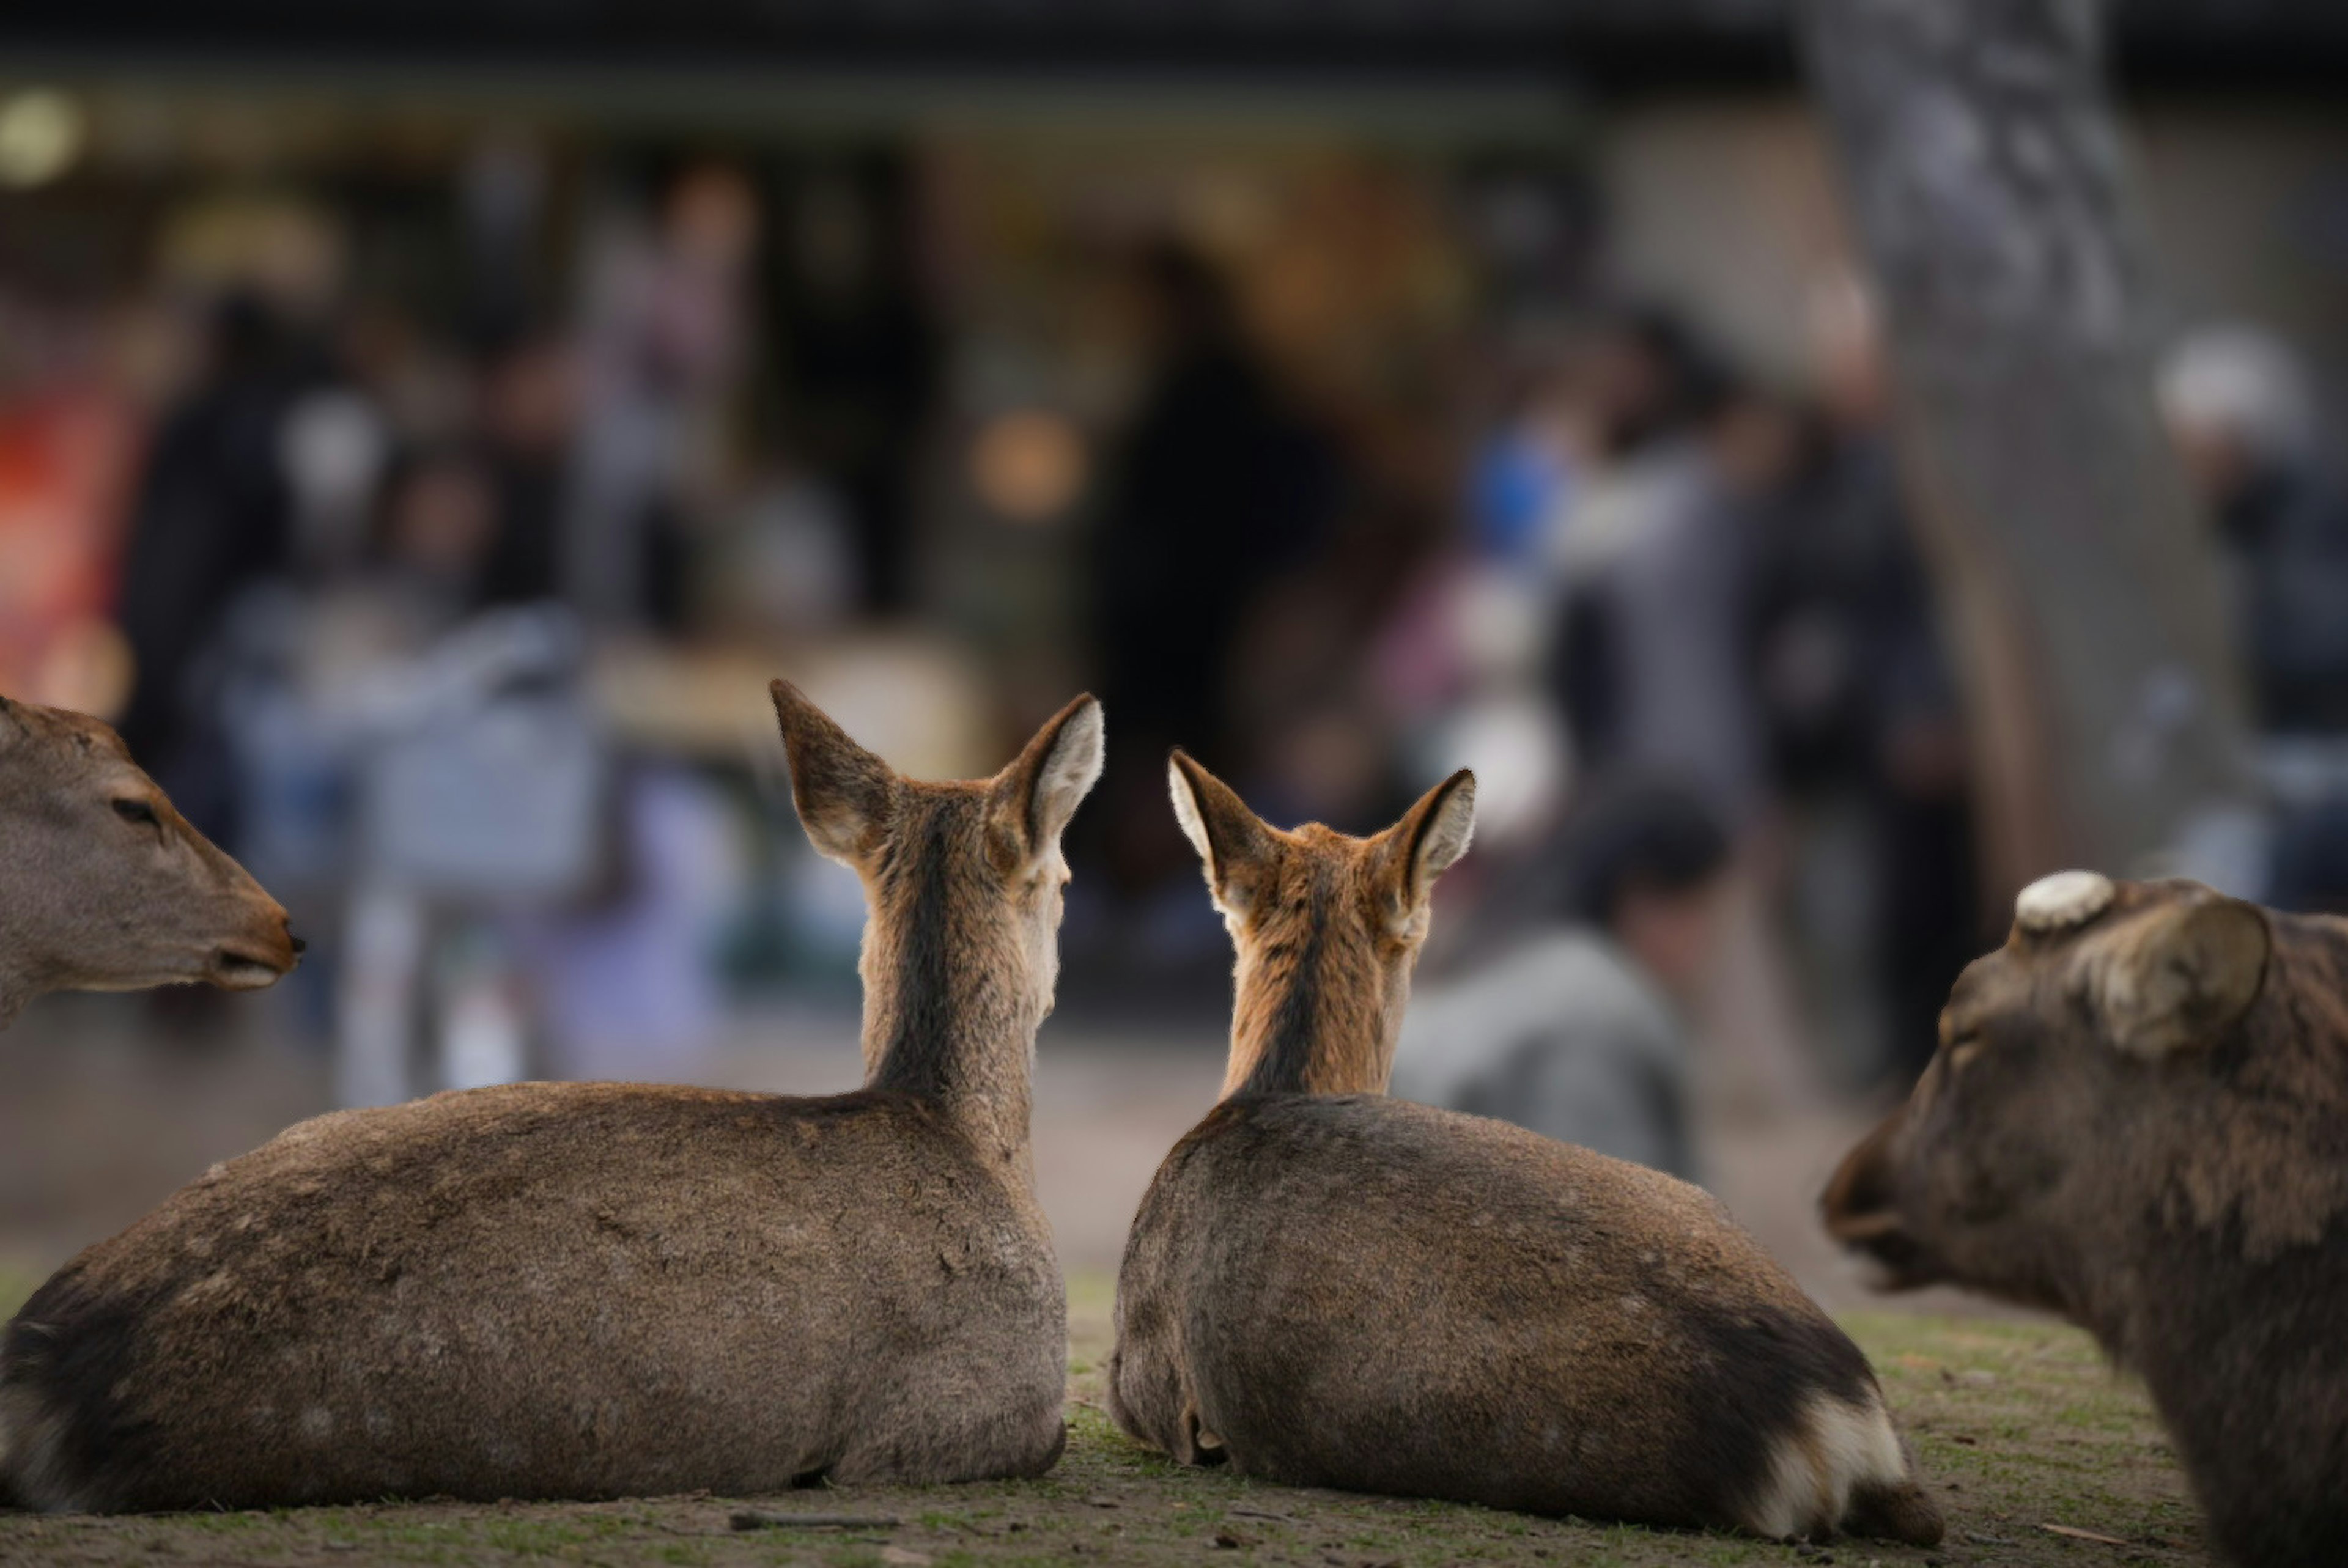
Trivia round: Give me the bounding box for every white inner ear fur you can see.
[1168,761,1214,873]
[2016,868,2114,933]
[1413,779,1477,889]
[1167,763,1252,930]
[1030,701,1105,849]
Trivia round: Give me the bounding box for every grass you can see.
[0,1270,2204,1566]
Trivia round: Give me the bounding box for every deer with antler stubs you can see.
[1109,753,1942,1545]
[0,694,300,1028]
[0,683,1102,1511]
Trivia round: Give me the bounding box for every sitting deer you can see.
[0,682,1102,1511]
[1109,753,1942,1545]
[0,693,300,1028]
[1823,872,2348,1567]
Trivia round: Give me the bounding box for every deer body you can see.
[0,694,298,1026]
[1109,756,1940,1545]
[1,685,1102,1511]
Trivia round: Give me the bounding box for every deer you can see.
[0,682,1102,1512]
[0,693,300,1029]
[1109,752,1943,1546]
[1823,872,2348,1567]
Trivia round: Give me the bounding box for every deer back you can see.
[4,1081,1065,1510]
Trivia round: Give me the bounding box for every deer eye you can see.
[1946,1033,1984,1070]
[111,798,160,827]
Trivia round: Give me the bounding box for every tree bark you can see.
[1797,0,2256,897]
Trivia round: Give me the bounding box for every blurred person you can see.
[212,442,509,900]
[2163,325,2348,914]
[1542,309,1763,826]
[1539,311,1837,1113]
[2160,323,2348,735]
[1390,778,1730,1181]
[766,157,938,614]
[1466,369,1592,569]
[475,328,575,607]
[218,443,607,1103]
[566,160,760,631]
[1086,243,1343,907]
[1754,280,1979,1085]
[114,292,321,828]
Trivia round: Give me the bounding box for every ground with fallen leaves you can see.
[0,1271,2204,1566]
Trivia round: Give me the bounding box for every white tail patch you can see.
[1740,1392,1907,1542]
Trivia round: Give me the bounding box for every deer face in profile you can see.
[0,695,300,1023]
[1165,750,1475,1099]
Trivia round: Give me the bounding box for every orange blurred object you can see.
[0,385,139,713]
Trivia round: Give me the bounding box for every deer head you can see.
[0,695,300,1027]
[770,680,1104,1171]
[1167,751,1475,1099]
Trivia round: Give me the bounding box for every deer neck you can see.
[1223,926,1401,1099]
[855,842,1040,1185]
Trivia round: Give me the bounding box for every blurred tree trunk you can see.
[1798,0,2257,899]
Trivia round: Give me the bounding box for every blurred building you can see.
[0,0,2343,1084]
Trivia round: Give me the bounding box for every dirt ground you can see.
[0,1270,2203,1568]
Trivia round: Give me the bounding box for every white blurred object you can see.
[2158,323,2317,463]
[279,389,389,570]
[336,885,426,1110]
[0,89,84,189]
[1422,693,1571,849]
[437,929,531,1092]
[355,609,607,901]
[2138,801,2272,902]
[1447,564,1549,683]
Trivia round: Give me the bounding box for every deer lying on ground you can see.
[0,693,300,1028]
[0,682,1102,1512]
[1824,871,2348,1567]
[1110,753,1942,1545]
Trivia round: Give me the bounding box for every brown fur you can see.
[1823,877,2348,1567]
[0,685,1104,1512]
[1113,756,1941,1545]
[0,693,297,1027]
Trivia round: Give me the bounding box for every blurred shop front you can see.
[0,15,1606,1088]
[4,2,2346,1095]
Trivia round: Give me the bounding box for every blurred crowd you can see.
[4,126,2347,1177]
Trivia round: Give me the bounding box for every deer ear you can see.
[1376,769,1477,915]
[1168,750,1276,918]
[770,679,897,867]
[991,693,1104,862]
[2076,888,2269,1059]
